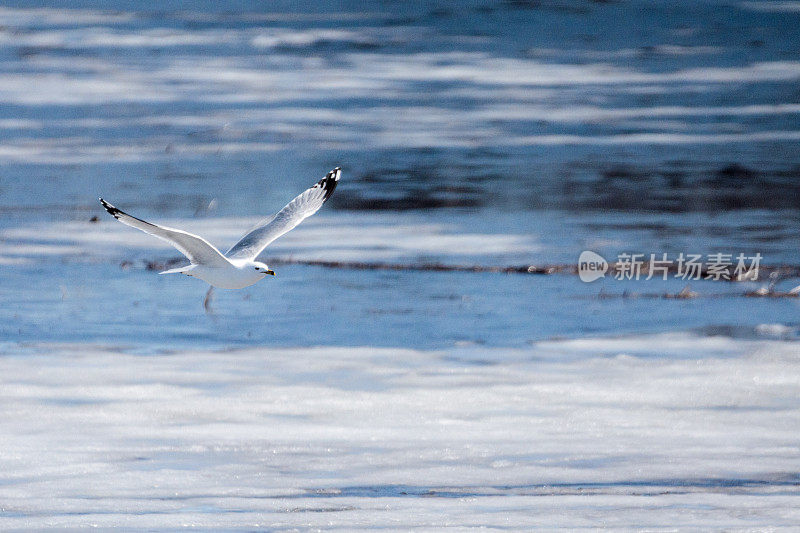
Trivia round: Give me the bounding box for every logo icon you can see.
[578,251,608,282]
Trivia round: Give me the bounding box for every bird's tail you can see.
[159,264,193,275]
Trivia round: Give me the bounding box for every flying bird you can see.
[100,167,340,293]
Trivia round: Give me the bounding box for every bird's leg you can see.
[203,286,215,314]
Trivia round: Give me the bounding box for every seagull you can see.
[100,167,340,295]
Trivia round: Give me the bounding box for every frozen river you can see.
[1,0,800,529]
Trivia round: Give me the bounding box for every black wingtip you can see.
[327,167,341,181]
[99,197,122,219]
[314,167,341,202]
[324,167,340,201]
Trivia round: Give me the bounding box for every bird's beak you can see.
[266,270,276,276]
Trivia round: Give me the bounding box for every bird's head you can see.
[253,262,276,277]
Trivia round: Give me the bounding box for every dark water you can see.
[0,0,799,351]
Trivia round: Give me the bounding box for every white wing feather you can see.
[99,198,231,267]
[225,167,340,261]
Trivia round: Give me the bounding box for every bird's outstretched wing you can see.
[225,167,340,261]
[99,198,231,267]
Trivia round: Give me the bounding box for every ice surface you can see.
[1,334,800,529]
[0,214,539,264]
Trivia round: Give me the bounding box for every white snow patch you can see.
[0,214,539,263]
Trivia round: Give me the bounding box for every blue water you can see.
[0,0,799,352]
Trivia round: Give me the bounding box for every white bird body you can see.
[100,167,341,290]
[174,261,267,290]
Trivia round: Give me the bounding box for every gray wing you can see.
[99,198,231,267]
[226,167,340,261]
